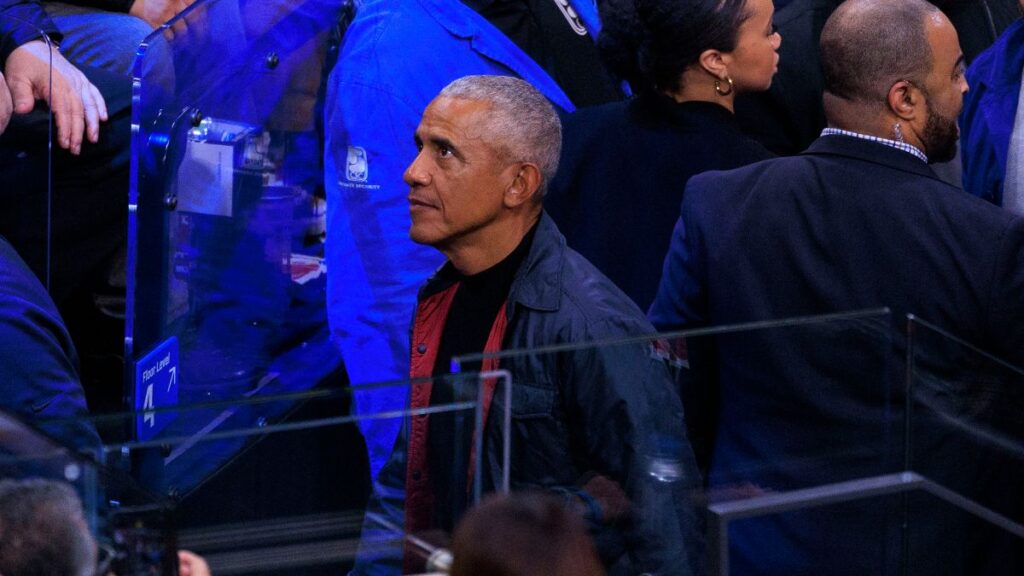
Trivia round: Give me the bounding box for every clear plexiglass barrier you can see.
[20,308,1024,575]
[126,0,353,451]
[454,309,1023,575]
[32,373,506,575]
[904,316,1024,574]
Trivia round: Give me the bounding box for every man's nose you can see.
[404,152,429,186]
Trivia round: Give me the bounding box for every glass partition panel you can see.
[707,471,1024,576]
[41,374,506,575]
[906,316,1024,570]
[126,0,353,440]
[454,309,900,575]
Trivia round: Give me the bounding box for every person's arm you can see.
[2,0,108,152]
[648,184,710,332]
[0,237,101,455]
[4,40,107,153]
[565,325,703,575]
[989,218,1024,366]
[0,0,62,64]
[648,182,720,473]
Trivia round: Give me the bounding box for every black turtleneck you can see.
[427,221,539,531]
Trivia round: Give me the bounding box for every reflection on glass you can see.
[907,316,1024,574]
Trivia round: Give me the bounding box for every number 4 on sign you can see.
[143,384,155,427]
[142,367,176,428]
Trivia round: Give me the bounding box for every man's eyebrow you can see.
[954,54,965,72]
[430,136,458,153]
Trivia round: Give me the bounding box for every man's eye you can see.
[438,146,453,158]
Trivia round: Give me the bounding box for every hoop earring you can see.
[893,122,905,143]
[714,76,734,96]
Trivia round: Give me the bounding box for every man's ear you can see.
[698,48,729,80]
[504,163,543,208]
[887,80,921,121]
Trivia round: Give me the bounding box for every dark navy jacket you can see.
[354,213,701,576]
[960,17,1024,204]
[650,135,1024,575]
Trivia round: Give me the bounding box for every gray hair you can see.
[821,0,940,104]
[439,75,562,194]
[0,478,97,576]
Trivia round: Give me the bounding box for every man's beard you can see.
[923,104,959,164]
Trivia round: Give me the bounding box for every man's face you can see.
[918,13,968,163]
[404,97,515,252]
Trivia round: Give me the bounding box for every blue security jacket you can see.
[960,18,1024,204]
[323,0,599,478]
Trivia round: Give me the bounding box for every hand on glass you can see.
[4,40,108,154]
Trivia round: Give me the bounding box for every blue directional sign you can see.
[134,337,180,441]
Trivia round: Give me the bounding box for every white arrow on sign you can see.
[167,366,177,392]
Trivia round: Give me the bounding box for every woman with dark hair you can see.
[546,0,781,311]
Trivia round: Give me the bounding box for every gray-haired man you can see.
[354,75,700,576]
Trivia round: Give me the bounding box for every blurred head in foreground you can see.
[450,492,605,576]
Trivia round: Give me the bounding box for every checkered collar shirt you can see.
[820,128,929,164]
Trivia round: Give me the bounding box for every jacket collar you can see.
[804,133,944,183]
[507,211,564,313]
[413,0,598,112]
[634,93,739,132]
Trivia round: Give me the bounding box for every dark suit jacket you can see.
[651,134,1024,358]
[650,135,1024,575]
